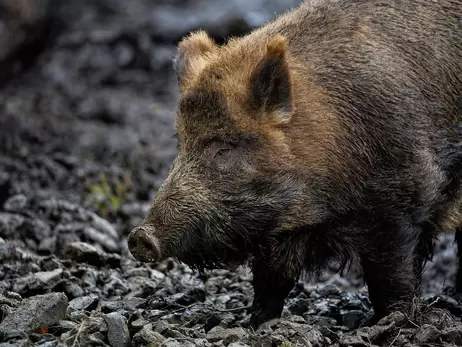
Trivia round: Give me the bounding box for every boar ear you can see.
[174,30,216,89]
[250,34,293,124]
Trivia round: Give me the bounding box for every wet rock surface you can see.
[0,0,461,346]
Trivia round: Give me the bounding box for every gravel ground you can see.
[0,1,462,346]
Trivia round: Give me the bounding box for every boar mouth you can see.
[166,220,257,271]
[176,244,252,271]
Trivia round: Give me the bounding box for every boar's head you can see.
[127,31,305,270]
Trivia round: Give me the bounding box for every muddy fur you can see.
[128,0,462,330]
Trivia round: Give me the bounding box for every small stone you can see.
[69,311,88,322]
[271,334,288,346]
[89,212,119,240]
[103,312,130,347]
[162,339,182,347]
[413,324,441,344]
[129,316,148,333]
[0,293,68,338]
[68,295,99,312]
[81,269,98,287]
[206,326,247,343]
[0,340,33,347]
[0,213,25,239]
[342,310,366,330]
[228,343,251,347]
[376,311,406,326]
[57,320,77,331]
[101,301,123,313]
[64,242,121,267]
[37,237,57,253]
[132,324,165,346]
[83,227,119,253]
[88,332,109,346]
[339,334,369,347]
[123,297,146,311]
[35,269,64,284]
[442,326,462,344]
[63,282,84,300]
[3,195,27,212]
[286,315,306,324]
[154,320,169,334]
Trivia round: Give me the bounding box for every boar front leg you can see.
[359,227,419,325]
[249,256,297,330]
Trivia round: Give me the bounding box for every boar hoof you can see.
[127,226,161,263]
[248,308,282,331]
[358,311,381,328]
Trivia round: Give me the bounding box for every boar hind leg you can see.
[249,257,297,330]
[360,229,419,325]
[455,228,462,293]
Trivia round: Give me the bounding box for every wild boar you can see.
[127,0,462,329]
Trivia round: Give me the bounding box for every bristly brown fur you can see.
[128,0,462,330]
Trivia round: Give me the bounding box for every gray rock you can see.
[0,341,33,347]
[132,324,166,346]
[0,293,68,338]
[413,324,441,344]
[162,339,182,347]
[376,311,406,326]
[11,268,65,295]
[88,211,119,240]
[57,320,77,332]
[103,312,130,347]
[228,343,251,347]
[206,326,247,343]
[338,334,369,347]
[0,213,25,239]
[342,310,366,330]
[83,226,119,253]
[442,325,462,345]
[68,294,99,312]
[35,268,64,284]
[3,194,27,212]
[64,241,121,267]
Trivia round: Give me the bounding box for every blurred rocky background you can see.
[0,1,461,346]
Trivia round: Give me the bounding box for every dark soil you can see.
[0,1,461,346]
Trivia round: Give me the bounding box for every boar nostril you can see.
[127,226,161,263]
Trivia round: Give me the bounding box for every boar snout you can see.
[127,225,162,263]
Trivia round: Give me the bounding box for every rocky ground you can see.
[0,1,462,346]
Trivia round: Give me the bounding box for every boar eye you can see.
[208,141,235,160]
[215,148,231,157]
